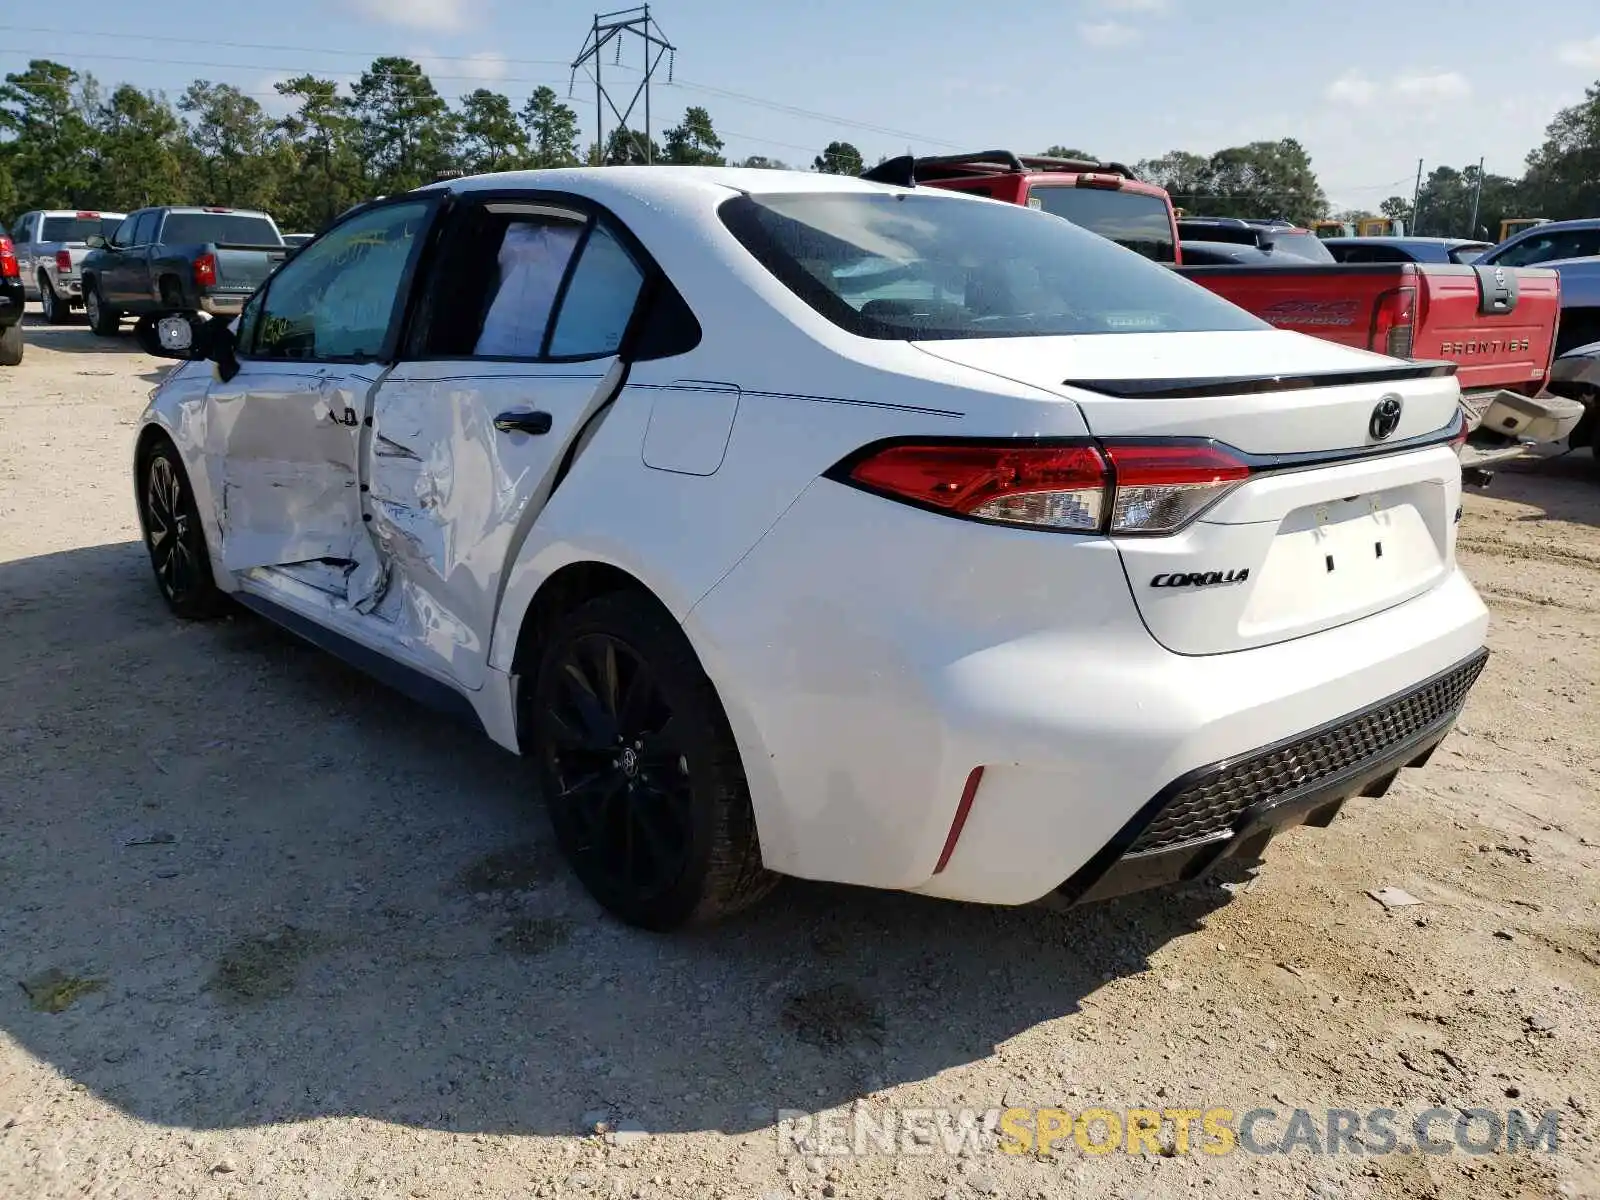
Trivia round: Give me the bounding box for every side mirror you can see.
[85,235,106,249]
[138,313,240,380]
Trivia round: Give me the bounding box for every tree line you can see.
[3,55,1598,239]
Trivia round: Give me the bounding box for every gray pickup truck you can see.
[80,206,287,337]
[10,209,127,323]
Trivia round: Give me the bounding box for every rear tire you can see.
[85,283,120,337]
[38,275,70,325]
[527,591,776,930]
[136,437,227,619]
[0,322,22,366]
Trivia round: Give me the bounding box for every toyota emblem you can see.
[1369,394,1404,440]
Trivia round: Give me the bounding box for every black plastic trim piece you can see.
[1063,361,1457,399]
[1057,647,1489,905]
[233,592,484,733]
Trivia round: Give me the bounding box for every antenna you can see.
[570,5,677,165]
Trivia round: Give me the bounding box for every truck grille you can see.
[1128,652,1488,856]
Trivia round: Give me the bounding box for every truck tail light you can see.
[193,252,218,288]
[55,250,73,274]
[1074,173,1124,190]
[0,237,18,279]
[1370,286,1416,359]
[833,439,1251,535]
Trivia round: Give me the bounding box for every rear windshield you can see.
[158,212,282,247]
[1268,232,1336,262]
[41,216,121,242]
[719,192,1266,341]
[1027,185,1176,262]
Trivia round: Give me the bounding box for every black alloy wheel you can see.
[138,440,226,619]
[529,593,775,930]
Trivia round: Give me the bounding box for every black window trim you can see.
[394,187,696,367]
[235,191,451,367]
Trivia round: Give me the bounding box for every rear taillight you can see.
[55,250,73,274]
[846,442,1109,531]
[1101,443,1252,534]
[0,237,18,279]
[193,252,217,288]
[1370,286,1416,359]
[838,440,1251,535]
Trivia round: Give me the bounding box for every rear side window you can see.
[414,207,646,361]
[159,213,282,247]
[1028,185,1175,262]
[1488,228,1600,267]
[720,191,1265,341]
[547,224,646,358]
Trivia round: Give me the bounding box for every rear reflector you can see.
[933,767,986,874]
[838,439,1251,535]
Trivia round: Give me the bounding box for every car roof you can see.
[426,165,908,202]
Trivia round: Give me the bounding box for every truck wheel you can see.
[84,284,120,337]
[0,323,23,366]
[38,275,67,325]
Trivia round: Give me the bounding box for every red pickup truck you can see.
[862,151,1582,461]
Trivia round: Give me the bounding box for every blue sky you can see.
[3,0,1598,209]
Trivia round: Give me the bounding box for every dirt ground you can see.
[1,310,1597,1200]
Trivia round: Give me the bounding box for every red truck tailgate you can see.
[1178,263,1560,395]
[1412,266,1559,393]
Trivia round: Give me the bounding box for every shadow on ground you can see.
[0,541,1235,1138]
[1494,446,1600,529]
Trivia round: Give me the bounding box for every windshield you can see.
[159,212,282,247]
[719,192,1266,341]
[1026,185,1176,262]
[41,216,121,243]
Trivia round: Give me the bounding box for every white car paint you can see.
[137,166,1489,915]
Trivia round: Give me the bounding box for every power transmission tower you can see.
[570,6,676,165]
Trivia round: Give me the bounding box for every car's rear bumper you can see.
[689,479,1491,907]
[1058,648,1487,905]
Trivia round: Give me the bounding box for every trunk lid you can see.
[914,330,1464,655]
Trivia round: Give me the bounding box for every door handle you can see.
[493,409,553,435]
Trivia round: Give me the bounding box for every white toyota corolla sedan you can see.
[134,166,1489,930]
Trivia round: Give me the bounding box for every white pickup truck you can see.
[10,209,127,323]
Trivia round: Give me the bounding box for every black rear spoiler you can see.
[862,150,1137,188]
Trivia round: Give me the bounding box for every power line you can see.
[0,26,962,149]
